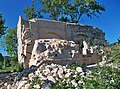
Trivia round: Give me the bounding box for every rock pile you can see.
[7,63,85,89]
[0,73,18,89]
[30,63,84,89]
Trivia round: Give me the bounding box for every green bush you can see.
[83,65,120,89]
[28,75,41,89]
[67,63,81,70]
[0,56,23,73]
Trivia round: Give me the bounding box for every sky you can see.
[0,0,120,56]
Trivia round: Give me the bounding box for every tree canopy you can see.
[23,0,43,20]
[24,0,105,23]
[0,13,5,37]
[0,27,17,56]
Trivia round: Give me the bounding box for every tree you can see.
[0,53,4,62]
[39,0,105,23]
[0,53,4,69]
[23,0,43,20]
[117,36,120,44]
[27,0,105,23]
[0,13,5,37]
[38,0,69,21]
[0,27,17,56]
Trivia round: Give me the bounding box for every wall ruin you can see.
[17,16,106,67]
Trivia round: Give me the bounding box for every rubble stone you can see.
[76,67,83,73]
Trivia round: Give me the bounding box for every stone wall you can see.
[17,16,106,67]
[29,39,102,67]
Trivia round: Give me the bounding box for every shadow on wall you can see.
[46,32,63,39]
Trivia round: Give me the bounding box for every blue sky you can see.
[0,0,120,56]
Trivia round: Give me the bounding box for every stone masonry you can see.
[17,16,106,67]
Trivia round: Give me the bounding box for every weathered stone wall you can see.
[17,16,106,67]
[29,39,101,67]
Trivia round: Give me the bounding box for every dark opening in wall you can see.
[27,44,31,46]
[70,53,73,56]
[55,54,57,57]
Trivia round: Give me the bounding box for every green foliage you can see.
[0,53,4,62]
[0,27,17,56]
[39,0,68,21]
[68,63,81,70]
[106,43,120,68]
[38,0,105,23]
[83,43,120,89]
[84,65,120,89]
[110,44,120,59]
[23,0,105,23]
[51,65,120,89]
[0,64,23,73]
[0,13,6,37]
[23,1,43,20]
[51,77,84,89]
[9,57,23,72]
[0,56,23,73]
[0,53,4,69]
[28,75,41,89]
[51,83,68,89]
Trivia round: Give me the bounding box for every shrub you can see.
[0,56,24,73]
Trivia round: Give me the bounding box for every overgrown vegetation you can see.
[0,27,17,56]
[106,43,120,68]
[84,64,120,89]
[28,42,120,89]
[0,55,23,73]
[28,75,41,89]
[0,26,23,73]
